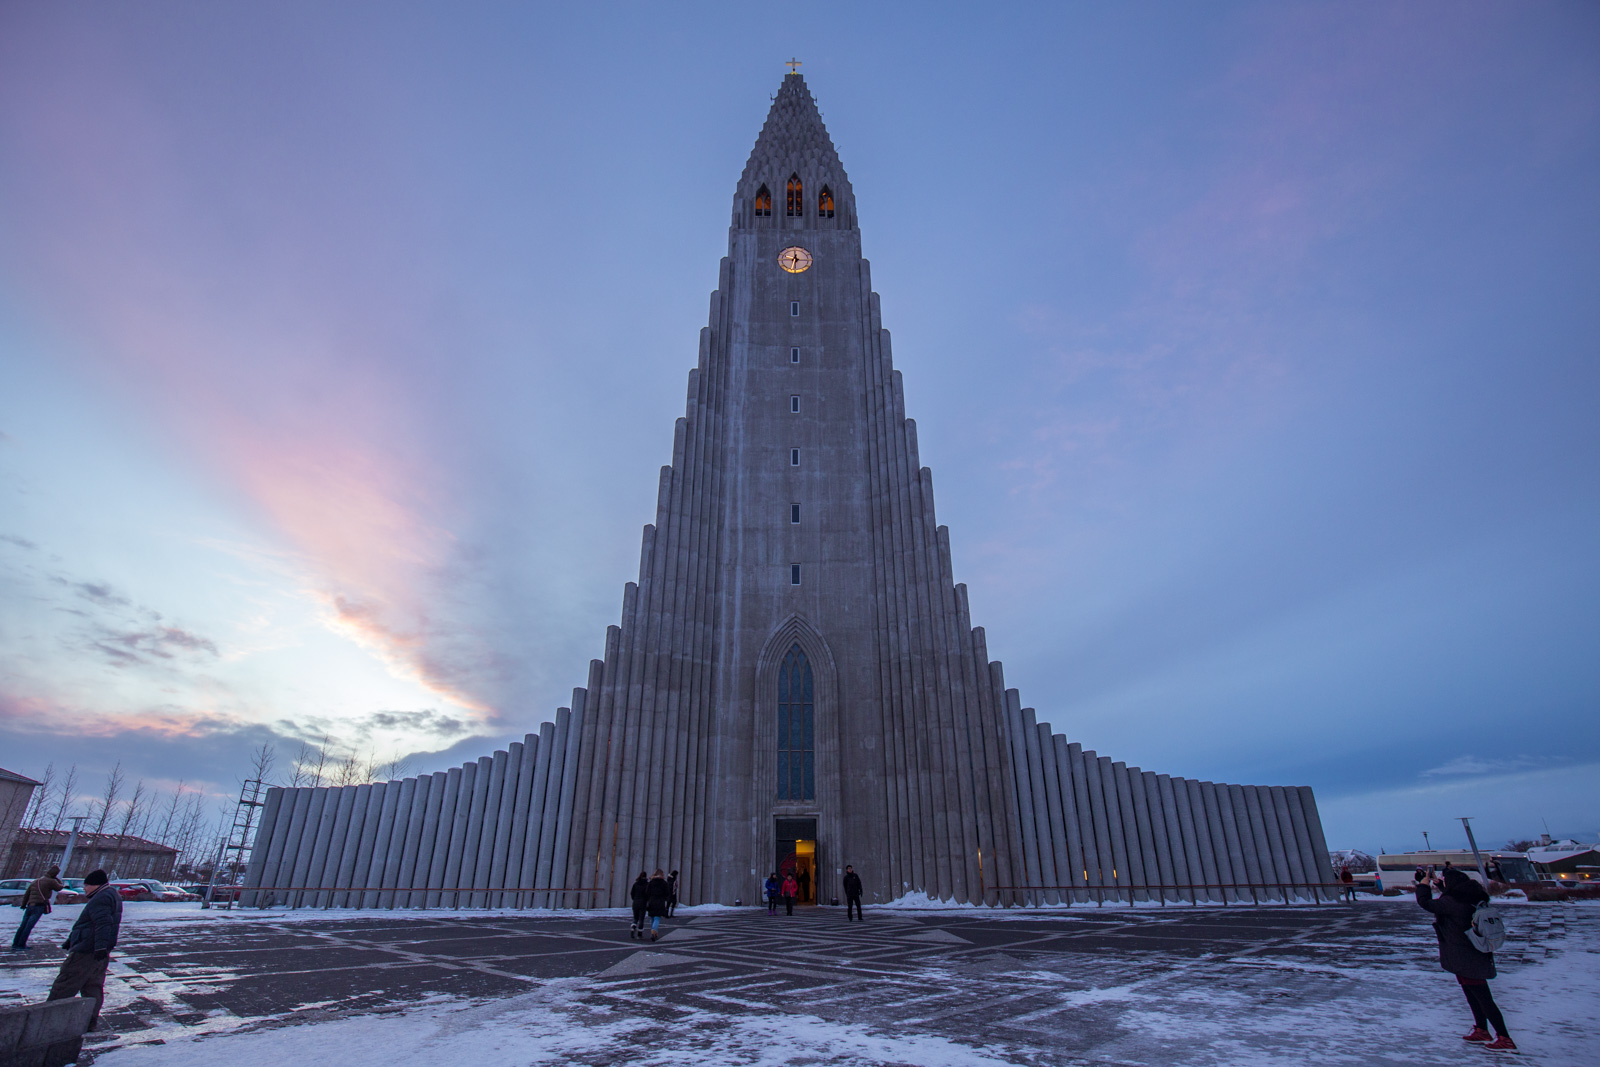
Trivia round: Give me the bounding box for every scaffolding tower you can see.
[207,778,265,909]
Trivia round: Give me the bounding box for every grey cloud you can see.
[0,533,37,551]
[89,625,220,668]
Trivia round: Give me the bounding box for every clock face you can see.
[778,246,813,273]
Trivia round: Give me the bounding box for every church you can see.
[242,72,1335,910]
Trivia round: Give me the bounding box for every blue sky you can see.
[1,2,1596,854]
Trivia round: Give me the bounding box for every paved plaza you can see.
[2,899,1596,1065]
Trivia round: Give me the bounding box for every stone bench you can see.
[0,999,97,1067]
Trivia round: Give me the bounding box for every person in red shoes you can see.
[1416,867,1516,1052]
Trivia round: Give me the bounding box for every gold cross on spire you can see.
[785,57,802,74]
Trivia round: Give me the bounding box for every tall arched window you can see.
[818,185,835,218]
[786,173,803,217]
[754,184,772,217]
[777,644,814,800]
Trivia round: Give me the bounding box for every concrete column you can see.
[1083,752,1118,904]
[360,782,401,910]
[311,787,357,908]
[1228,783,1265,892]
[548,695,587,909]
[278,789,320,908]
[570,649,613,909]
[1212,783,1250,903]
[1157,775,1194,902]
[440,762,477,907]
[487,742,527,908]
[270,789,313,909]
[1182,779,1221,902]
[298,789,341,908]
[408,772,448,908]
[1018,709,1059,905]
[976,638,1025,906]
[1242,785,1282,900]
[459,755,495,907]
[1268,786,1309,899]
[502,733,539,907]
[377,778,417,909]
[394,776,432,908]
[1068,744,1103,901]
[426,766,464,908]
[1033,723,1071,904]
[1254,785,1292,900]
[332,784,373,908]
[1283,786,1323,900]
[1098,756,1132,903]
[240,787,285,906]
[1002,687,1044,905]
[1052,735,1087,904]
[1113,763,1150,903]
[520,722,558,908]
[1142,770,1178,903]
[346,784,385,909]
[1298,786,1337,890]
[1198,782,1236,902]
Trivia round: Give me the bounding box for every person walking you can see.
[1417,867,1516,1052]
[10,864,63,951]
[764,873,781,915]
[46,869,121,1031]
[667,870,679,916]
[645,869,671,941]
[1339,865,1356,902]
[780,872,799,916]
[842,864,863,922]
[629,871,649,939]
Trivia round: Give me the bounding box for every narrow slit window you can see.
[754,184,772,217]
[790,346,800,363]
[790,301,799,316]
[790,564,802,586]
[786,173,802,216]
[790,448,800,466]
[790,395,800,413]
[818,185,835,218]
[776,644,814,800]
[790,503,801,524]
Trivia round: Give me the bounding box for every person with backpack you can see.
[842,864,864,921]
[1416,867,1516,1051]
[644,869,672,941]
[629,871,649,939]
[10,864,63,951]
[764,873,781,915]
[780,872,799,916]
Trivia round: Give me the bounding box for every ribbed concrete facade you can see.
[242,74,1335,910]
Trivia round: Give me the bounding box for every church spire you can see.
[736,71,854,229]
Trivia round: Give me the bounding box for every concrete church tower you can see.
[243,73,1336,910]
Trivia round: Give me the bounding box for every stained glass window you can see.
[777,644,815,800]
[818,185,835,218]
[754,184,772,217]
[786,173,803,216]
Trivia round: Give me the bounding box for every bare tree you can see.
[375,751,409,783]
[49,765,79,832]
[248,742,277,786]
[106,778,148,876]
[332,750,364,787]
[89,763,124,837]
[154,783,186,846]
[24,763,55,827]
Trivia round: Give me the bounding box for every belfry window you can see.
[777,644,815,801]
[786,173,802,216]
[754,185,772,217]
[818,186,835,218]
[790,448,800,466]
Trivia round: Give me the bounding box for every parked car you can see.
[0,878,30,906]
[181,883,241,903]
[113,880,194,902]
[53,878,87,904]
[110,880,156,901]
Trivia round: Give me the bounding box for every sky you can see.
[0,2,1596,856]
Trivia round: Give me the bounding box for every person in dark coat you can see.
[1416,867,1515,1051]
[629,871,649,939]
[46,870,121,1030]
[667,870,679,916]
[764,873,780,915]
[1339,866,1356,902]
[644,869,671,941]
[10,864,63,951]
[842,864,864,921]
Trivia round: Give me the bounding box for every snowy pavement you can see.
[2,897,1595,1065]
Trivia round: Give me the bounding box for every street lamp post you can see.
[58,815,87,878]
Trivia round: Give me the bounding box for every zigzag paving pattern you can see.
[0,902,1590,1065]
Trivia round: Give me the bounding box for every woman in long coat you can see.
[1416,868,1515,1051]
[644,869,672,941]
